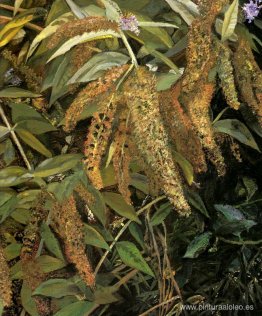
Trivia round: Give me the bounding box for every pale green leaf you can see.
[47,30,121,62]
[103,192,140,223]
[33,279,80,298]
[0,87,41,98]
[213,119,260,152]
[84,224,109,250]
[16,129,52,158]
[221,0,239,42]
[54,301,97,316]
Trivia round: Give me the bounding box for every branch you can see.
[94,195,166,275]
[0,103,32,170]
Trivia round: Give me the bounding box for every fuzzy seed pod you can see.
[0,246,12,307]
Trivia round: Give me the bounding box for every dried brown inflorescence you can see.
[1,48,42,93]
[0,245,12,307]
[218,45,240,110]
[233,38,262,126]
[51,195,95,287]
[159,83,207,174]
[112,108,132,203]
[20,191,51,316]
[174,0,228,176]
[48,16,119,49]
[64,65,129,132]
[124,67,191,216]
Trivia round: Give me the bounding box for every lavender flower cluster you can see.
[243,0,262,23]
[119,15,140,36]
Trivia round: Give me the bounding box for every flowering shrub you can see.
[0,0,261,315]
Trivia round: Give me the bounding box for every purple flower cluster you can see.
[119,15,140,36]
[243,0,261,23]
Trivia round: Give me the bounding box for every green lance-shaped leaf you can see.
[0,87,41,98]
[103,192,141,223]
[68,52,130,84]
[84,224,109,250]
[16,129,52,158]
[40,223,65,261]
[54,301,97,316]
[34,154,82,177]
[213,119,260,152]
[21,282,39,316]
[33,279,81,298]
[47,30,121,62]
[27,12,73,59]
[116,241,154,277]
[150,202,172,226]
[183,232,212,259]
[221,0,239,42]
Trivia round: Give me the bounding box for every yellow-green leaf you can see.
[47,30,121,62]
[221,0,239,42]
[16,129,52,158]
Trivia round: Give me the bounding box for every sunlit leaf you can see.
[103,192,140,223]
[221,0,239,42]
[47,30,121,62]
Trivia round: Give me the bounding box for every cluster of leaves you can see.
[0,0,261,315]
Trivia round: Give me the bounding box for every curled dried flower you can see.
[124,68,191,216]
[0,246,12,307]
[51,196,95,286]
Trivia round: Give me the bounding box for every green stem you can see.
[94,195,166,275]
[219,237,262,245]
[120,30,138,68]
[0,103,32,171]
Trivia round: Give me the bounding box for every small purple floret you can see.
[243,0,261,23]
[120,15,140,35]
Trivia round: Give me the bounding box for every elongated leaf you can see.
[4,243,21,260]
[0,87,41,98]
[128,222,145,248]
[213,119,260,152]
[84,224,109,250]
[14,0,24,16]
[47,30,120,62]
[94,286,119,304]
[54,301,97,316]
[27,12,73,59]
[173,151,194,185]
[21,282,39,316]
[164,0,196,25]
[34,154,82,177]
[0,166,31,187]
[221,0,239,42]
[100,0,122,21]
[36,255,67,273]
[16,129,52,158]
[65,0,88,19]
[183,232,212,258]
[150,202,172,226]
[68,52,129,84]
[33,279,81,298]
[40,223,65,261]
[138,21,178,28]
[103,192,140,223]
[0,126,9,139]
[116,241,154,276]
